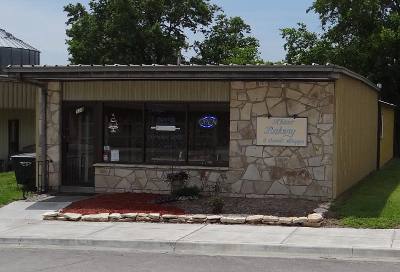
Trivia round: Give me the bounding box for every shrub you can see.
[209,196,224,214]
[166,171,189,193]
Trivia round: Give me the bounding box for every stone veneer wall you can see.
[228,81,334,200]
[95,80,334,200]
[95,165,229,195]
[43,82,62,190]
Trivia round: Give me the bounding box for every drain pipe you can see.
[40,86,48,191]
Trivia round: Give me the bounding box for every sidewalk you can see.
[0,200,399,261]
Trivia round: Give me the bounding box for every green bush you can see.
[209,196,224,214]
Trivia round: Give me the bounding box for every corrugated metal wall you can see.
[380,106,395,167]
[0,109,36,161]
[334,75,379,197]
[0,81,37,109]
[63,80,230,102]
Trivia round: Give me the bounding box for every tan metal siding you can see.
[379,106,395,167]
[0,82,37,109]
[63,80,230,102]
[334,75,378,197]
[0,109,36,161]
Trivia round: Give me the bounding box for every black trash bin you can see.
[11,153,36,196]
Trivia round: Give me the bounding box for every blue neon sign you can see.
[198,115,218,129]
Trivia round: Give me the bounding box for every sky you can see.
[0,0,321,65]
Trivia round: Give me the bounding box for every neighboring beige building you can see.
[0,28,40,171]
[0,81,37,171]
[1,65,388,200]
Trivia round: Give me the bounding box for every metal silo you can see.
[0,28,40,68]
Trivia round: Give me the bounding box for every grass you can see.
[332,159,400,229]
[0,172,22,206]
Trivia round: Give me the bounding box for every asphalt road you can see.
[0,246,399,272]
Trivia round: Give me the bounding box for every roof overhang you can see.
[379,100,397,109]
[2,64,380,92]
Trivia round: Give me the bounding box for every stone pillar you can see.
[46,82,62,190]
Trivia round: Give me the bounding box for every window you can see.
[100,102,229,166]
[188,104,229,166]
[103,104,144,163]
[146,103,187,164]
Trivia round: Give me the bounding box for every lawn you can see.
[332,159,400,229]
[0,172,22,206]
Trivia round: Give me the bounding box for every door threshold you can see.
[59,186,95,194]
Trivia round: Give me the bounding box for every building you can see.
[0,29,40,171]
[1,64,392,200]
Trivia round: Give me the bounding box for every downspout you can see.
[40,86,48,191]
[377,101,382,170]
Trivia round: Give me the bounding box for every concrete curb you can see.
[1,237,399,261]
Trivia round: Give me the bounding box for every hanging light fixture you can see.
[108,113,119,133]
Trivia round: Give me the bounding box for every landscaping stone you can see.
[206,215,222,223]
[136,213,151,222]
[148,213,161,222]
[81,213,110,222]
[220,216,246,224]
[109,213,122,221]
[293,217,307,225]
[63,213,82,221]
[262,215,279,224]
[307,213,323,223]
[121,213,138,219]
[42,211,59,220]
[245,215,264,224]
[191,214,207,223]
[177,215,188,223]
[279,217,294,225]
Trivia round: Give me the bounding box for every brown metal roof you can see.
[1,64,380,92]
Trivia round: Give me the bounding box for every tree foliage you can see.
[281,0,400,100]
[64,0,218,64]
[191,14,261,64]
[64,0,261,65]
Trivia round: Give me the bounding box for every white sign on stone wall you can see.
[257,117,308,147]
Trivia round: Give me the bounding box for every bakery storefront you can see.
[3,65,384,200]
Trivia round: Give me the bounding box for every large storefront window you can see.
[188,104,229,166]
[146,104,187,164]
[65,102,229,167]
[103,104,144,163]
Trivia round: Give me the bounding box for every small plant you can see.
[166,171,189,194]
[173,186,201,198]
[209,196,224,214]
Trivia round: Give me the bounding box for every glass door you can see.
[62,104,95,187]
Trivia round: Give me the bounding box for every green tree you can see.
[281,0,400,100]
[64,0,218,64]
[281,23,333,65]
[191,14,262,64]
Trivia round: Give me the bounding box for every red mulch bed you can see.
[61,193,185,215]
